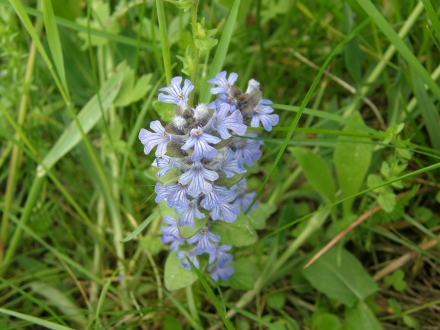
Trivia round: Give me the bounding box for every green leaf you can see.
[153,100,175,123]
[165,0,193,12]
[266,292,286,311]
[39,63,124,174]
[179,217,208,239]
[378,192,396,213]
[210,213,257,246]
[312,313,342,330]
[223,259,260,290]
[415,206,433,222]
[121,209,159,242]
[334,111,372,216]
[164,252,198,291]
[387,298,402,315]
[247,203,277,230]
[344,301,383,330]
[403,315,421,329]
[164,316,184,330]
[195,37,218,51]
[290,147,336,203]
[302,247,379,307]
[215,172,246,188]
[131,73,153,103]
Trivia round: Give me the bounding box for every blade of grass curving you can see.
[402,214,440,244]
[371,227,440,263]
[200,0,242,103]
[163,290,204,330]
[121,209,159,243]
[245,18,371,213]
[43,0,68,92]
[156,0,172,84]
[410,67,440,150]
[355,0,440,103]
[89,270,118,330]
[185,257,235,330]
[421,0,440,44]
[225,303,283,330]
[0,307,73,330]
[272,104,381,136]
[0,0,154,51]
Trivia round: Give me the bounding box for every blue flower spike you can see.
[139,71,278,280]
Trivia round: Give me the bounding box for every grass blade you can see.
[43,0,67,92]
[200,0,242,103]
[355,0,440,104]
[0,307,74,330]
[163,290,204,330]
[39,65,123,173]
[186,258,235,330]
[121,209,159,243]
[410,67,440,150]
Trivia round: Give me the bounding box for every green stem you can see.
[0,0,40,264]
[0,176,45,276]
[189,0,200,105]
[156,0,172,84]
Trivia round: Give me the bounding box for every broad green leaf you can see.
[302,247,379,307]
[153,100,175,123]
[164,252,198,291]
[195,38,218,51]
[378,192,396,213]
[0,308,73,330]
[131,74,153,103]
[30,282,87,327]
[403,315,421,329]
[113,65,135,106]
[334,111,372,216]
[179,217,208,239]
[210,213,257,246]
[290,147,336,203]
[224,259,260,290]
[266,292,286,311]
[215,172,246,188]
[312,313,342,330]
[247,203,277,229]
[39,63,124,174]
[344,300,383,330]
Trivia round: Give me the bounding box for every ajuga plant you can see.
[138,72,278,281]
